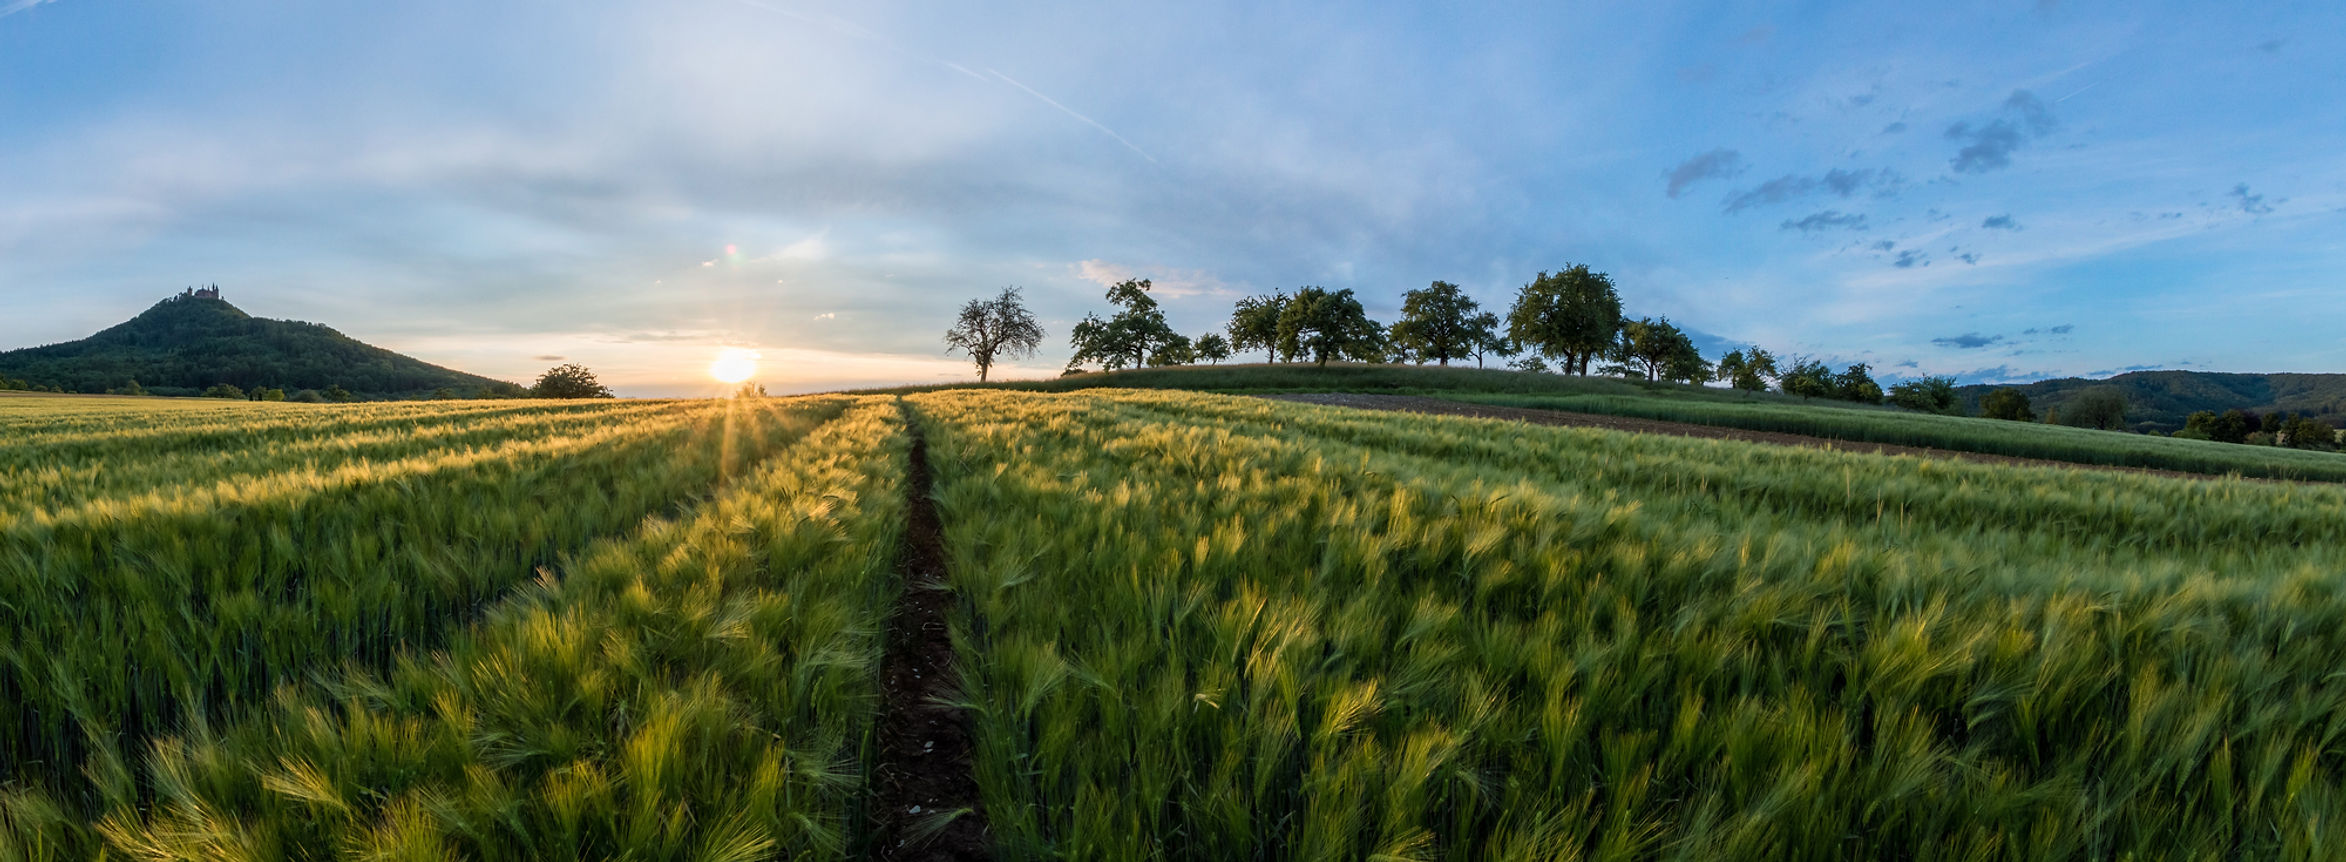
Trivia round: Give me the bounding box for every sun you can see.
[709,347,761,384]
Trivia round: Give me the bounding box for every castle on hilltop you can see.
[176,285,222,301]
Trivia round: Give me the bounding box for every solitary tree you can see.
[1506,265,1622,375]
[1276,287,1386,367]
[944,286,1046,382]
[1389,281,1486,366]
[1067,278,1177,372]
[1194,333,1232,364]
[531,364,614,399]
[1714,348,1779,391]
[1616,317,1706,383]
[1227,292,1289,362]
[1981,388,2036,421]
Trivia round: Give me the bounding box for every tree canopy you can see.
[1275,287,1387,367]
[1389,281,1489,366]
[1714,348,1779,391]
[1227,292,1289,363]
[943,286,1046,382]
[1780,359,1881,404]
[531,363,614,399]
[1505,265,1621,375]
[1193,333,1232,364]
[2059,386,2128,430]
[1887,376,1962,415]
[1981,388,2036,422]
[1616,317,1708,384]
[1068,279,1178,372]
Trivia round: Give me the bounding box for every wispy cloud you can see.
[1664,148,1744,198]
[1933,332,2002,349]
[1073,259,1234,299]
[1945,90,2058,174]
[988,69,1158,164]
[0,0,62,18]
[1982,214,2021,230]
[1723,168,1898,213]
[731,0,1157,171]
[1780,210,1868,233]
[2230,183,2275,215]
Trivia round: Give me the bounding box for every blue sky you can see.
[3,0,2341,395]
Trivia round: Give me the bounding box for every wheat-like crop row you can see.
[913,389,2346,860]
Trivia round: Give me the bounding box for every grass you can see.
[9,387,2346,858]
[846,362,2346,482]
[910,389,2346,859]
[0,395,847,816]
[1448,391,2346,482]
[837,361,1676,398]
[68,397,912,859]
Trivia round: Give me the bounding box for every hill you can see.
[0,291,519,398]
[845,363,2346,481]
[1957,370,2346,432]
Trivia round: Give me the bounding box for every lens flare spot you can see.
[709,347,760,384]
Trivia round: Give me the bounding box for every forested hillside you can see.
[1959,370,2346,432]
[0,291,518,397]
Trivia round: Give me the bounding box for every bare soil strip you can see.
[866,412,990,861]
[1263,392,2230,481]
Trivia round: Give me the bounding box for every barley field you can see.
[4,389,2344,859]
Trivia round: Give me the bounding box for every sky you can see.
[2,0,2342,396]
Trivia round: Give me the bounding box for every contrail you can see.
[728,0,1159,165]
[988,69,1158,164]
[2055,78,2106,103]
[0,0,63,19]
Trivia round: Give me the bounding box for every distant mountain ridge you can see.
[1957,370,2346,432]
[0,291,517,397]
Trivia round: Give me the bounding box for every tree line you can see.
[937,272,2343,448]
[949,266,1722,383]
[948,266,1838,396]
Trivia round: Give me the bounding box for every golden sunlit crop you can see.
[709,347,760,384]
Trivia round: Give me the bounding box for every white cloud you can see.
[771,228,831,262]
[1073,259,1239,300]
[0,0,63,18]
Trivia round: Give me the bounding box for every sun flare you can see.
[708,347,761,384]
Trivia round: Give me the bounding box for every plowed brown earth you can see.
[1263,392,2227,481]
[866,412,989,861]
